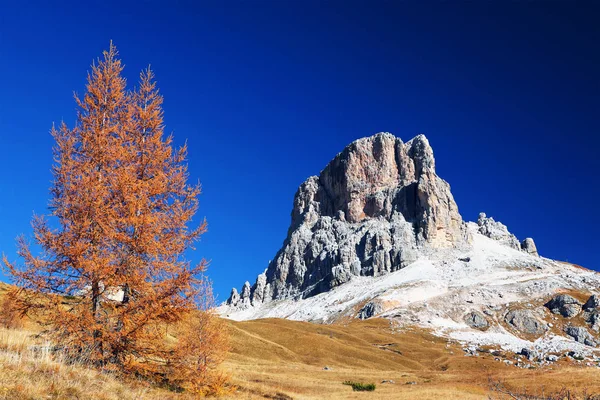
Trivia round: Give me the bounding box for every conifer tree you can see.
[3,44,225,389]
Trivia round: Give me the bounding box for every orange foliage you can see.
[0,288,24,329]
[164,283,230,395]
[3,43,225,390]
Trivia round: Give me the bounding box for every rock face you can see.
[227,133,470,306]
[545,294,582,318]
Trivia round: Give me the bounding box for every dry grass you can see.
[0,326,204,400]
[1,282,600,399]
[223,318,600,399]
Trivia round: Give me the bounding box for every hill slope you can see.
[1,290,599,399]
[225,318,600,399]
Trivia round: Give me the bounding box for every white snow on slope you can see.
[219,223,600,355]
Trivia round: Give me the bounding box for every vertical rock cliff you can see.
[228,133,470,307]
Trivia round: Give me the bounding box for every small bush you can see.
[343,381,376,391]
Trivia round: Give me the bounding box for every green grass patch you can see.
[343,381,376,391]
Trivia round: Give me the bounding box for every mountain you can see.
[220,132,600,362]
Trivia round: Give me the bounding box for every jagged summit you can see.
[227,133,472,306]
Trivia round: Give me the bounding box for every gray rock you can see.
[251,273,268,305]
[564,326,597,347]
[583,310,600,332]
[545,294,582,318]
[464,311,489,330]
[240,281,252,307]
[477,213,520,250]
[228,133,470,304]
[583,295,600,311]
[504,309,548,336]
[358,301,384,320]
[226,287,240,306]
[520,238,539,256]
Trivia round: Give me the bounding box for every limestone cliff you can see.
[228,133,470,306]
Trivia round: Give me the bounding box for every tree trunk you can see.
[91,280,103,362]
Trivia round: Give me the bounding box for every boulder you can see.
[504,309,548,336]
[464,311,489,330]
[544,294,582,318]
[564,326,597,347]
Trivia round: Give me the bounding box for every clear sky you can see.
[0,1,598,302]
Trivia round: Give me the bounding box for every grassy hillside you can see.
[225,318,600,399]
[1,284,600,399]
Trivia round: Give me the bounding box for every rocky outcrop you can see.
[477,214,541,257]
[545,294,582,318]
[227,133,470,305]
[227,288,240,306]
[235,281,251,308]
[521,238,538,256]
[504,309,548,336]
[477,213,520,250]
[358,301,385,320]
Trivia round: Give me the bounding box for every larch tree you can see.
[3,43,227,390]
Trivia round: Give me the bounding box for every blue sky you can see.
[0,1,598,302]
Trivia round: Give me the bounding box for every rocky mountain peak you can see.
[227,132,470,307]
[221,132,600,361]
